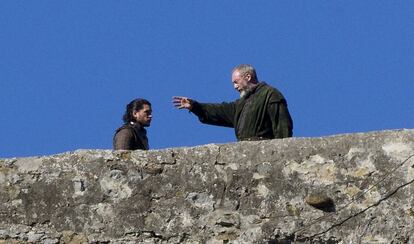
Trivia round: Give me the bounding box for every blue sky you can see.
[1,1,413,158]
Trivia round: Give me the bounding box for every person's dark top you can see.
[190,82,293,140]
[113,122,149,150]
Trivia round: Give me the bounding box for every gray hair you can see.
[232,64,258,81]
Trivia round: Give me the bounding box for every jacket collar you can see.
[243,82,266,99]
[130,122,146,133]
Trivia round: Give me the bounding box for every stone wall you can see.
[1,129,414,243]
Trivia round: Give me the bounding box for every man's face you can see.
[133,104,152,127]
[232,70,251,95]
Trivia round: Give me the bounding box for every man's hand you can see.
[173,96,194,110]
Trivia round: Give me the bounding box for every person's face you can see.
[133,104,152,127]
[232,70,252,93]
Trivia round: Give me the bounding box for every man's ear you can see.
[132,111,139,119]
[245,73,252,81]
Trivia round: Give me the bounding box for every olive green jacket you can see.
[190,82,293,140]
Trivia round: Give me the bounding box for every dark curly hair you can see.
[122,98,151,123]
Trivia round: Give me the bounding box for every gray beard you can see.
[239,83,258,98]
[239,90,247,98]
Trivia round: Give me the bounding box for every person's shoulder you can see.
[115,124,135,134]
[259,82,278,91]
[258,82,286,101]
[256,82,279,94]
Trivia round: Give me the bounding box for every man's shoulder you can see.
[256,82,286,101]
[257,82,277,91]
[256,82,281,94]
[115,124,135,134]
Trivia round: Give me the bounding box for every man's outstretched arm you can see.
[172,96,235,128]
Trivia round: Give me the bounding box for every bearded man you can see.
[173,64,293,141]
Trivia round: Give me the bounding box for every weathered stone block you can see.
[1,129,413,243]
